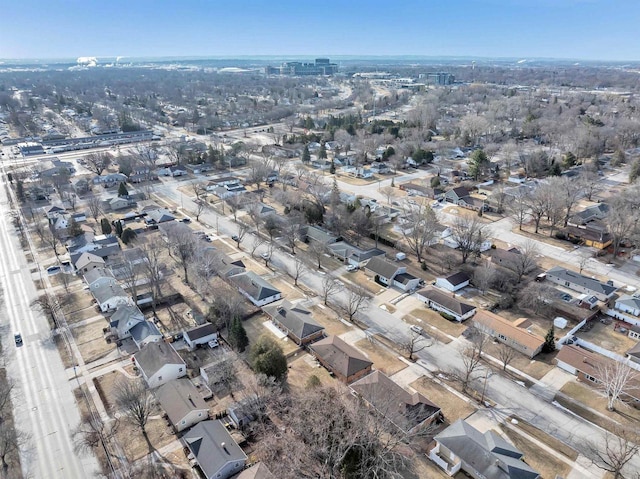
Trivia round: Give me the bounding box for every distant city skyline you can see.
[1,0,638,62]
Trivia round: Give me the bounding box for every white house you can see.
[415,287,477,322]
[154,378,209,432]
[184,323,219,350]
[110,304,145,340]
[435,272,470,292]
[74,252,105,274]
[83,267,117,291]
[134,342,186,389]
[364,256,422,292]
[229,271,282,307]
[607,295,640,327]
[92,283,132,313]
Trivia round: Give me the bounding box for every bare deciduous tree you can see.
[86,194,103,224]
[401,201,439,263]
[72,414,119,457]
[31,294,60,328]
[191,181,207,222]
[596,361,638,411]
[321,275,340,306]
[166,226,196,284]
[458,326,489,393]
[496,342,517,371]
[449,216,490,264]
[290,257,307,287]
[113,379,154,452]
[403,330,430,361]
[139,239,164,313]
[343,285,370,322]
[84,152,112,176]
[504,240,539,283]
[473,261,496,294]
[586,427,639,479]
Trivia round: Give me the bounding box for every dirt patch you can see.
[355,337,407,376]
[72,319,116,364]
[484,341,555,380]
[286,353,335,394]
[117,415,176,463]
[500,426,572,479]
[266,275,304,302]
[577,320,638,356]
[407,308,467,338]
[54,333,75,368]
[340,270,385,295]
[410,377,476,423]
[154,302,195,336]
[309,304,350,337]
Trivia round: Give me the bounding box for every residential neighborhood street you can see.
[154,176,639,478]
[0,169,100,478]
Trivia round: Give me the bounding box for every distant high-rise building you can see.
[266,58,337,76]
[423,72,455,86]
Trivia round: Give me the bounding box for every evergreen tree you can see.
[68,218,83,237]
[118,182,129,197]
[121,227,137,245]
[318,142,327,160]
[250,335,288,381]
[548,161,562,177]
[302,145,311,163]
[468,149,489,180]
[630,158,640,183]
[329,160,336,174]
[543,326,556,353]
[229,317,249,352]
[114,220,124,238]
[100,218,112,235]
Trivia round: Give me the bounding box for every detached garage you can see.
[435,272,470,292]
[184,323,219,350]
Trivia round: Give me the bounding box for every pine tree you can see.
[100,218,112,235]
[318,142,327,160]
[68,218,83,237]
[114,220,124,238]
[229,317,249,353]
[543,326,556,353]
[118,182,129,197]
[302,144,311,163]
[121,227,137,245]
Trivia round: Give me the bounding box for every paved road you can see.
[155,177,640,476]
[0,174,100,477]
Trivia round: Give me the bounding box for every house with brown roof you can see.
[309,335,373,383]
[262,301,325,345]
[435,272,470,292]
[350,371,441,433]
[556,344,640,402]
[155,378,209,432]
[415,287,476,322]
[472,311,545,358]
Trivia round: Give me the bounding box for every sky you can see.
[0,0,638,61]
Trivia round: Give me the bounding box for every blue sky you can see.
[0,0,638,61]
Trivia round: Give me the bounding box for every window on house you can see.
[585,374,598,383]
[179,368,183,372]
[498,334,507,341]
[565,281,570,287]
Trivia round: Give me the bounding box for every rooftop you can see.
[310,335,372,379]
[183,420,247,478]
[155,378,208,426]
[134,342,185,379]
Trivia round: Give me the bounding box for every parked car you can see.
[410,325,424,336]
[46,265,61,275]
[14,333,22,345]
[231,235,239,242]
[346,264,358,272]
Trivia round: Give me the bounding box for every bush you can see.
[498,293,516,309]
[439,311,457,322]
[250,335,288,381]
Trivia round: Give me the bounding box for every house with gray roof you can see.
[327,241,385,267]
[110,304,145,340]
[155,378,209,432]
[608,295,640,327]
[182,420,247,479]
[263,301,325,345]
[364,256,422,291]
[310,335,373,383]
[429,419,540,479]
[74,252,105,274]
[92,282,131,312]
[134,342,186,388]
[183,323,219,350]
[416,287,477,322]
[546,266,617,302]
[229,271,281,307]
[83,267,116,291]
[145,208,176,225]
[568,203,609,226]
[129,320,163,348]
[302,225,339,245]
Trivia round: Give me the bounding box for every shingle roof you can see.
[547,267,617,296]
[130,320,162,345]
[443,271,470,287]
[350,371,440,432]
[435,419,539,479]
[626,342,640,359]
[74,252,105,270]
[92,282,129,305]
[616,295,640,312]
[184,323,218,341]
[155,378,208,427]
[417,287,476,316]
[473,310,545,353]
[237,463,275,479]
[83,267,115,286]
[263,301,325,341]
[134,342,185,379]
[310,335,372,379]
[111,304,144,337]
[365,256,402,280]
[230,271,281,302]
[183,420,246,478]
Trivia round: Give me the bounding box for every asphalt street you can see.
[0,172,100,477]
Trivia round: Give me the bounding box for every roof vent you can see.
[221,442,229,454]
